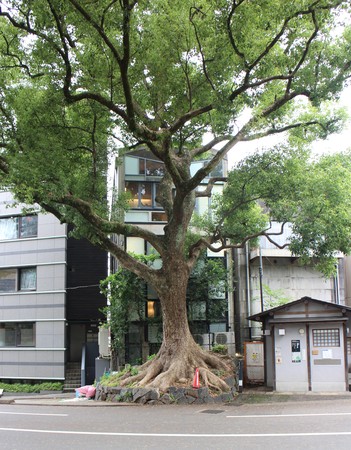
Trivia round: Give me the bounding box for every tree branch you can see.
[68,0,138,132]
[226,0,247,65]
[169,104,213,134]
[51,193,165,254]
[87,228,162,287]
[189,6,216,91]
[191,134,234,158]
[195,178,227,197]
[188,221,291,264]
[240,119,333,142]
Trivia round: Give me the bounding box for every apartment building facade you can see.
[0,190,67,380]
[112,149,233,364]
[0,190,107,382]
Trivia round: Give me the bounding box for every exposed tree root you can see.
[118,344,236,394]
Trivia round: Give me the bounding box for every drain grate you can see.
[200,409,225,414]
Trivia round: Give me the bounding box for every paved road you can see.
[1,397,351,449]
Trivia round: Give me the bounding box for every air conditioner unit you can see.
[98,327,110,358]
[193,333,211,350]
[213,331,235,356]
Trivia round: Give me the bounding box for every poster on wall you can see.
[291,340,301,363]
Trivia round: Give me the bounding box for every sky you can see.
[228,85,351,169]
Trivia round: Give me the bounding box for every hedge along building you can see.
[248,297,351,392]
[0,189,107,384]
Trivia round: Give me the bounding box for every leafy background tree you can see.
[1,1,351,391]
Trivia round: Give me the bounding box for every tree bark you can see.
[118,255,234,392]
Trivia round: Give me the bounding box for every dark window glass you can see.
[209,162,223,177]
[139,158,145,174]
[0,269,17,292]
[19,216,38,238]
[140,184,152,207]
[145,160,164,176]
[151,212,167,222]
[0,322,35,347]
[125,182,162,209]
[0,268,37,292]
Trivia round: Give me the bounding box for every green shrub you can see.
[0,381,63,393]
[211,344,228,355]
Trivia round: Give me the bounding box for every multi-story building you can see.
[0,190,107,384]
[112,149,233,364]
[233,222,345,352]
[114,149,347,364]
[1,149,346,382]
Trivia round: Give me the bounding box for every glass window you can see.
[151,212,167,222]
[188,301,206,320]
[125,181,140,208]
[0,322,35,347]
[124,156,140,175]
[139,158,146,175]
[140,184,152,207]
[312,328,340,347]
[19,267,37,290]
[0,215,37,240]
[145,160,164,177]
[147,301,161,318]
[0,269,17,292]
[19,216,38,238]
[126,237,145,254]
[0,268,37,292]
[17,323,35,346]
[147,284,158,300]
[210,162,224,177]
[190,161,203,177]
[0,217,18,239]
[125,182,161,209]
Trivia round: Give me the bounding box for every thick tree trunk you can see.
[119,257,235,392]
[159,260,192,348]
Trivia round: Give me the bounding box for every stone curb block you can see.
[95,383,237,405]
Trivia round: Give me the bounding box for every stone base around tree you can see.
[95,377,237,405]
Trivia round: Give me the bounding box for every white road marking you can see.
[227,412,351,418]
[0,412,68,417]
[1,428,351,438]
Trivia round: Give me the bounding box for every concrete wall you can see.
[235,250,342,343]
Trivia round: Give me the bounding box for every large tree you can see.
[1,0,351,391]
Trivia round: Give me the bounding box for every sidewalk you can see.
[1,387,351,407]
[230,384,351,405]
[0,392,119,406]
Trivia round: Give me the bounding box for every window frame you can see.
[312,328,340,347]
[0,267,37,293]
[19,215,38,238]
[0,215,38,240]
[125,181,163,210]
[18,267,37,291]
[0,322,36,347]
